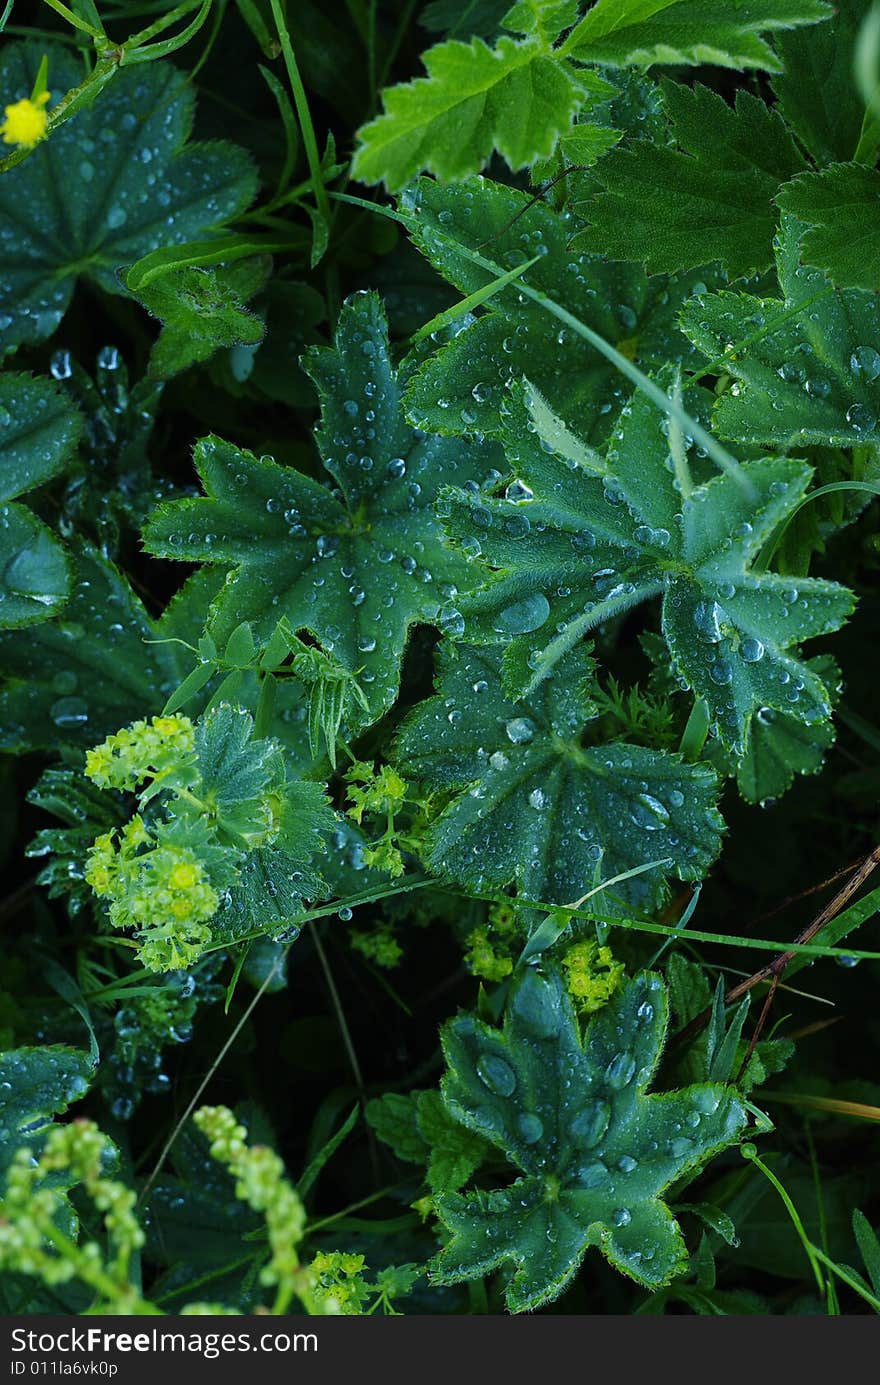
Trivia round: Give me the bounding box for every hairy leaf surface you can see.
[431,967,747,1310]
[145,292,502,719]
[0,1046,93,1180]
[562,0,830,69]
[0,43,257,355]
[440,384,853,750]
[574,83,806,276]
[777,164,880,292]
[403,176,718,450]
[396,644,722,904]
[680,220,880,446]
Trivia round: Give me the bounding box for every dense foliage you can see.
[1,0,880,1318]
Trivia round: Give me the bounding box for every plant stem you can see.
[268,0,331,230]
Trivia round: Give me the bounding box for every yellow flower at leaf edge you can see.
[1,92,50,149]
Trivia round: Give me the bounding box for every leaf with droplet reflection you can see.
[395,643,722,907]
[402,176,721,454]
[431,967,747,1310]
[680,217,880,446]
[439,380,853,751]
[0,42,257,356]
[144,291,503,722]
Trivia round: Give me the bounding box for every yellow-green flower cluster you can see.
[309,1251,369,1314]
[0,1120,144,1306]
[464,901,521,982]
[345,761,408,824]
[85,714,195,792]
[561,940,624,1015]
[194,1105,308,1308]
[351,925,402,969]
[85,826,218,972]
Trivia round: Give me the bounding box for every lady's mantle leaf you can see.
[441,385,853,752]
[777,163,880,292]
[395,644,722,906]
[144,291,502,720]
[402,176,720,450]
[679,217,880,446]
[0,547,196,752]
[0,373,82,627]
[431,967,747,1311]
[0,43,257,355]
[0,1045,93,1181]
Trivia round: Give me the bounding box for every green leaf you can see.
[0,546,193,752]
[418,1090,491,1194]
[573,83,806,277]
[680,218,880,447]
[367,1089,490,1193]
[729,656,839,804]
[186,704,334,946]
[0,42,257,355]
[144,291,503,720]
[352,34,597,190]
[367,1092,430,1165]
[439,381,852,751]
[396,643,723,906]
[431,968,747,1310]
[402,176,721,451]
[0,372,82,627]
[129,255,271,380]
[771,0,867,165]
[561,0,831,71]
[0,1046,93,1181]
[777,163,880,291]
[853,1210,880,1295]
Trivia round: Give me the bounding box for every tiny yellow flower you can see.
[1,91,50,149]
[169,861,199,890]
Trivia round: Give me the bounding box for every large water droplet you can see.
[517,1112,543,1144]
[605,1052,637,1090]
[741,637,764,663]
[570,1099,611,1149]
[494,593,550,635]
[505,716,536,745]
[476,1053,517,1097]
[631,793,670,831]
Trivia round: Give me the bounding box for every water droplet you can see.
[517,1112,543,1144]
[631,793,670,831]
[505,717,536,745]
[850,345,880,381]
[741,637,764,663]
[476,1052,517,1097]
[50,696,89,729]
[493,593,550,635]
[605,1052,637,1090]
[694,600,723,643]
[570,1100,611,1149]
[504,478,534,504]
